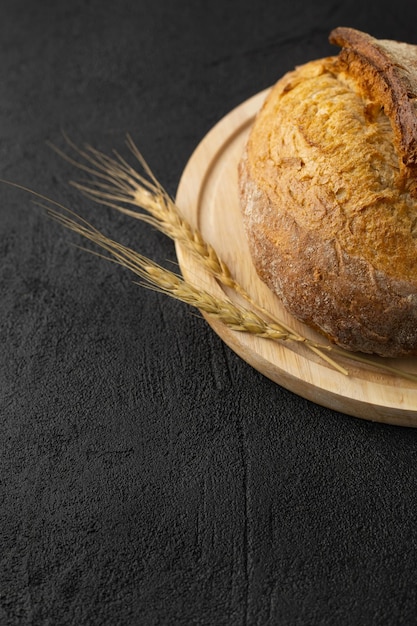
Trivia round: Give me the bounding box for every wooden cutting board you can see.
[175,89,417,427]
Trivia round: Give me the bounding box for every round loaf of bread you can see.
[239,28,417,357]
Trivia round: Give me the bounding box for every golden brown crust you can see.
[238,30,417,356]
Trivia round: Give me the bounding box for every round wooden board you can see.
[175,89,417,427]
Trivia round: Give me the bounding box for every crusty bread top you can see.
[329,27,417,176]
[242,54,417,283]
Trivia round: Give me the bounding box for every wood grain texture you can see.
[176,90,417,426]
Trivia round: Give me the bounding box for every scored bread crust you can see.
[239,28,417,356]
[329,27,417,175]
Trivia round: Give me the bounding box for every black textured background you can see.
[2,1,417,625]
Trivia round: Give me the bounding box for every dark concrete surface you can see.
[2,1,417,624]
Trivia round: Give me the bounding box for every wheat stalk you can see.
[50,134,237,286]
